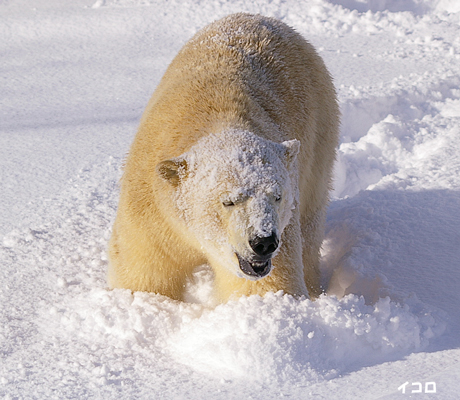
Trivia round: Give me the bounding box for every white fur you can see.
[107,13,340,302]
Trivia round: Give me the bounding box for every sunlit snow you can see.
[1,0,460,399]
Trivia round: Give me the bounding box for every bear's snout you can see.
[249,233,279,257]
[234,233,278,279]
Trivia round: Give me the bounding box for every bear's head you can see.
[157,130,300,280]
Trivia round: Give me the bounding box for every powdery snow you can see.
[175,131,297,250]
[1,0,460,399]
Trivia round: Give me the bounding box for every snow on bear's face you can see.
[157,130,300,280]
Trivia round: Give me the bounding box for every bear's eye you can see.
[222,200,235,207]
[275,195,282,202]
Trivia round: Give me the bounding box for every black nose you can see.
[249,233,279,257]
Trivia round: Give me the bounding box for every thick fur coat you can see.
[108,13,340,302]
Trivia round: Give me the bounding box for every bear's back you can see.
[136,13,337,160]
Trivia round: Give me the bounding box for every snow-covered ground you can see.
[1,0,460,398]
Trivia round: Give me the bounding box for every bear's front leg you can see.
[107,214,201,301]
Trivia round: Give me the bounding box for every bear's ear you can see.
[156,158,188,186]
[281,139,300,164]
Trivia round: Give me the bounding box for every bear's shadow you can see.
[322,188,460,349]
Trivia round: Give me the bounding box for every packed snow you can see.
[1,0,460,399]
[175,131,298,254]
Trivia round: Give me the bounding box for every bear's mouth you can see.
[236,253,272,278]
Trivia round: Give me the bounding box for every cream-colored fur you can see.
[108,13,340,302]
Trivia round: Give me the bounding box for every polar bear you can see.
[108,13,339,302]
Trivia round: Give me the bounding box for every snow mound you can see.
[334,74,460,198]
[168,292,441,381]
[41,286,442,384]
[435,0,460,13]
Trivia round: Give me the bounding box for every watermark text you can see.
[398,381,436,394]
